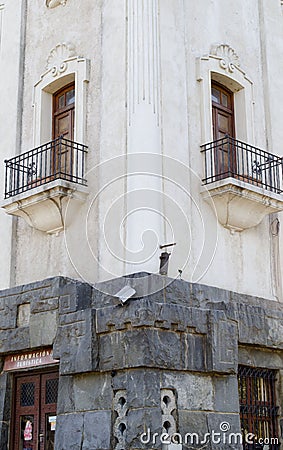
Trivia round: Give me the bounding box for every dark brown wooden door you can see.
[53,83,75,176]
[53,83,75,140]
[211,82,235,176]
[12,371,59,450]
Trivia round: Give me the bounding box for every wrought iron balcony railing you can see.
[201,136,283,194]
[4,137,88,199]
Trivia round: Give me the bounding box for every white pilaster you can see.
[126,0,164,273]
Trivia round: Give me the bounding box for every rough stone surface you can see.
[126,369,161,408]
[73,373,113,411]
[29,310,58,347]
[125,407,162,449]
[213,375,240,413]
[0,274,282,449]
[207,310,238,373]
[207,413,242,450]
[53,309,98,374]
[56,375,75,414]
[54,413,84,449]
[162,372,214,411]
[99,328,182,370]
[178,411,209,449]
[82,411,112,449]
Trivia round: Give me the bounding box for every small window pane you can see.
[66,89,75,105]
[222,93,228,107]
[211,87,220,104]
[58,94,65,109]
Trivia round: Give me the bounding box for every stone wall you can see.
[0,273,282,449]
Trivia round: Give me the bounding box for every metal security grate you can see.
[45,378,59,404]
[20,382,35,407]
[238,366,280,449]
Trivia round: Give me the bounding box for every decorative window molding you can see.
[33,43,90,146]
[196,43,255,146]
[210,44,240,74]
[46,42,76,76]
[46,0,67,8]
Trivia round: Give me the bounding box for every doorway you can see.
[52,83,75,178]
[12,371,59,450]
[211,81,235,177]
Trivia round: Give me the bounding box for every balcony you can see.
[2,137,88,233]
[201,136,283,231]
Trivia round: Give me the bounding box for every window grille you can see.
[45,378,59,404]
[238,366,280,449]
[20,382,35,407]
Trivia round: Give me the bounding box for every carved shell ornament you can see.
[46,0,67,8]
[210,44,240,73]
[46,43,76,76]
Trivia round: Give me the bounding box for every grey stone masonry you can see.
[0,273,282,448]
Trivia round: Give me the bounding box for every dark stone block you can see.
[178,411,209,449]
[56,375,75,414]
[238,304,267,346]
[126,369,160,408]
[238,346,283,369]
[99,331,126,370]
[54,309,98,375]
[73,373,113,410]
[0,327,30,353]
[30,296,58,313]
[162,371,213,411]
[266,316,283,349]
[162,278,192,306]
[213,376,239,413]
[54,413,84,450]
[0,300,17,330]
[182,333,207,371]
[126,407,162,449]
[83,411,111,449]
[59,282,92,314]
[190,282,230,307]
[207,413,242,450]
[111,370,128,390]
[207,311,238,373]
[190,308,208,333]
[29,310,58,347]
[99,329,182,370]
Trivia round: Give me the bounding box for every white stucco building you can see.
[0,1,283,449]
